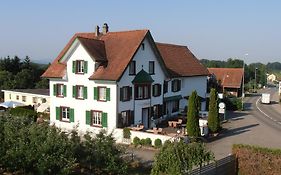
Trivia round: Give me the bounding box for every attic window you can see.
[141,43,145,50]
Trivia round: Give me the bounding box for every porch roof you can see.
[163,95,182,102]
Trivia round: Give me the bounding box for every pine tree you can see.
[208,88,220,133]
[187,90,200,138]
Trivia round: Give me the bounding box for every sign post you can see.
[218,102,226,121]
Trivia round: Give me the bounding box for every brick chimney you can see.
[102,23,109,34]
[95,25,100,37]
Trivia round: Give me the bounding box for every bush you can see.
[9,107,37,122]
[144,138,152,146]
[154,139,162,148]
[123,127,131,139]
[151,141,214,175]
[140,138,146,145]
[133,136,140,146]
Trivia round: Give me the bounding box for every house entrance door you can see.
[142,107,150,128]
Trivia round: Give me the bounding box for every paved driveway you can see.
[207,89,281,160]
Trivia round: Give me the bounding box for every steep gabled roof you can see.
[156,43,209,77]
[42,30,149,80]
[208,68,244,88]
[78,37,107,62]
[42,29,208,81]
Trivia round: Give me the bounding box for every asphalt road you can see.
[207,88,281,159]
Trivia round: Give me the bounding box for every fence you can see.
[189,154,237,175]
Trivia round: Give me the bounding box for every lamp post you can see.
[254,67,258,92]
[242,54,248,110]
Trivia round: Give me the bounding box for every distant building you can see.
[267,73,277,82]
[208,68,244,97]
[1,89,50,113]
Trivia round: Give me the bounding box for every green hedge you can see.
[233,144,281,175]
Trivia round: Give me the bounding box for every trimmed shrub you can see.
[233,144,281,175]
[164,140,171,146]
[133,136,140,146]
[154,139,162,148]
[140,138,146,145]
[123,127,131,139]
[144,138,152,146]
[208,88,220,133]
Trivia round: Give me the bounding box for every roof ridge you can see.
[156,42,187,48]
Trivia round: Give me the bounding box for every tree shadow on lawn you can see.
[208,123,259,142]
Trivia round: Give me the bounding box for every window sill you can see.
[75,72,85,75]
[56,95,64,98]
[97,99,107,102]
[75,97,85,100]
[135,98,151,100]
[60,120,70,123]
[91,125,102,128]
[129,73,136,76]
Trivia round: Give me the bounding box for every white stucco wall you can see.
[181,76,207,110]
[50,41,117,132]
[117,37,166,125]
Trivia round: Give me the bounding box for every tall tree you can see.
[208,88,220,133]
[187,90,200,138]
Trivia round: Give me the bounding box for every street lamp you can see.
[254,67,258,92]
[242,53,248,110]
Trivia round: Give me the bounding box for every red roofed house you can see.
[42,24,209,141]
[208,68,244,97]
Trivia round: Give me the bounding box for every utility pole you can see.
[242,54,248,110]
[255,67,258,92]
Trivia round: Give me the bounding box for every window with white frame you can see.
[61,107,70,122]
[77,86,84,99]
[135,84,150,100]
[57,84,64,97]
[153,84,161,97]
[76,60,84,73]
[22,96,26,102]
[33,97,38,103]
[172,79,181,92]
[120,86,131,101]
[98,87,106,101]
[9,94,11,100]
[16,95,19,100]
[129,61,136,75]
[92,111,102,126]
[149,61,155,74]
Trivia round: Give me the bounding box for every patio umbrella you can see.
[0,101,25,108]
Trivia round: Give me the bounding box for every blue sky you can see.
[0,0,280,64]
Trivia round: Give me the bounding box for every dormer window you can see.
[72,60,88,74]
[129,61,136,75]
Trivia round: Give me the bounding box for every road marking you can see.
[255,97,281,126]
[255,97,275,121]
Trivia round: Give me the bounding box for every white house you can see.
[42,24,209,138]
[267,73,277,82]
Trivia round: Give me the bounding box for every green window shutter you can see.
[83,86,88,99]
[86,110,91,125]
[56,107,61,120]
[69,108,74,122]
[102,112,108,127]
[84,61,88,73]
[72,61,76,73]
[63,85,67,97]
[94,87,98,100]
[106,88,110,101]
[53,84,57,96]
[72,86,76,98]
